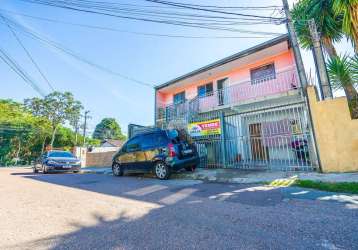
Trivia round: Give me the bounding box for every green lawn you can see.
[295,180,358,194]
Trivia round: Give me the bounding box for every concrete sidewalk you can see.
[81,167,358,184]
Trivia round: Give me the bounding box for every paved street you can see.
[1,168,357,250]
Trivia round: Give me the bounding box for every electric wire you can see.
[0,14,55,92]
[0,9,279,39]
[2,16,155,88]
[0,45,47,97]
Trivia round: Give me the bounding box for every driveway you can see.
[0,168,357,250]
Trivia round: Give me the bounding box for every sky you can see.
[0,0,354,135]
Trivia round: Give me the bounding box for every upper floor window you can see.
[173,91,185,104]
[198,82,213,98]
[250,63,276,84]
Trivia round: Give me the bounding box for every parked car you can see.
[33,150,81,174]
[112,129,199,180]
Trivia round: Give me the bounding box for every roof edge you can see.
[155,34,289,90]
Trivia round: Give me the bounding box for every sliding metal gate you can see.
[192,101,318,171]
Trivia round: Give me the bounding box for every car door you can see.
[117,137,139,171]
[139,133,157,171]
[141,132,169,171]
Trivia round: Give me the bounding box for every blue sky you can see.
[0,0,354,135]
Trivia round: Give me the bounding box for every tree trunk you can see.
[50,125,58,148]
[41,136,47,155]
[321,37,338,58]
[350,4,358,54]
[343,84,358,119]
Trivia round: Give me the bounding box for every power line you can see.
[0,9,278,39]
[143,0,284,20]
[3,16,155,88]
[19,0,284,35]
[0,14,55,92]
[0,45,46,97]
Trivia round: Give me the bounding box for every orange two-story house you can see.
[154,34,315,170]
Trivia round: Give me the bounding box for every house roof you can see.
[155,34,290,90]
[101,139,124,147]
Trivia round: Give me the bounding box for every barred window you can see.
[250,63,276,84]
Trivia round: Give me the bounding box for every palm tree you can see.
[291,0,343,58]
[327,55,358,118]
[333,0,358,53]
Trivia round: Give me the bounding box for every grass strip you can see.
[295,180,358,194]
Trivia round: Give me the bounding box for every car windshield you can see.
[48,151,74,158]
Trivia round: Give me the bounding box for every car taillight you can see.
[167,143,176,157]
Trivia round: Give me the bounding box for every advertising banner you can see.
[188,119,221,137]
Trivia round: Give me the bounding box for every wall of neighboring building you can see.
[308,86,358,172]
[85,151,116,167]
[156,49,296,106]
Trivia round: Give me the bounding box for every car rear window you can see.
[141,133,168,149]
[48,151,74,158]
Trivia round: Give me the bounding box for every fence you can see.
[190,100,317,171]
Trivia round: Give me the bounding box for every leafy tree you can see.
[327,54,358,118]
[25,91,83,147]
[332,0,358,52]
[291,0,343,58]
[93,118,126,141]
[0,100,51,165]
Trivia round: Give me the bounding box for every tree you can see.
[291,0,343,58]
[0,100,51,165]
[25,91,83,147]
[327,54,358,118]
[93,118,126,141]
[333,0,358,52]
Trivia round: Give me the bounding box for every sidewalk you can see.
[81,167,358,184]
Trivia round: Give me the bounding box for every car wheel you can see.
[154,161,170,180]
[73,170,80,173]
[33,167,39,173]
[112,163,123,176]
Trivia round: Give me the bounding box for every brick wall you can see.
[85,151,116,167]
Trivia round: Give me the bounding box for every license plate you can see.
[62,165,71,168]
[183,149,192,154]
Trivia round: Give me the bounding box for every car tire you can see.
[33,167,39,173]
[154,161,170,180]
[112,163,123,176]
[73,170,80,173]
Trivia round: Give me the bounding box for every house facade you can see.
[155,35,318,171]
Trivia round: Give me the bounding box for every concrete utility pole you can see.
[308,19,333,100]
[83,110,90,146]
[282,0,308,89]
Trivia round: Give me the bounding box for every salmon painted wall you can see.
[156,49,296,107]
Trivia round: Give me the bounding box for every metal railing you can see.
[156,69,299,123]
[193,102,317,171]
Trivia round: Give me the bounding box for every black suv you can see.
[112,129,199,179]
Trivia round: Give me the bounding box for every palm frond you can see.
[327,54,354,90]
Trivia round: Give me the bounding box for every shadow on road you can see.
[5,171,358,249]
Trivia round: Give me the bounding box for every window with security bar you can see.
[250,63,276,84]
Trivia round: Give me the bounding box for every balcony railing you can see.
[156,69,299,122]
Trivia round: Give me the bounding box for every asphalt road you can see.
[0,168,357,250]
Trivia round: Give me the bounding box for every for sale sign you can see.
[188,119,221,137]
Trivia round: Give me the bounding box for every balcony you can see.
[156,69,300,123]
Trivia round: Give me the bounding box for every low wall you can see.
[85,151,116,167]
[307,86,358,172]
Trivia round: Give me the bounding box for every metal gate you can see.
[191,101,318,171]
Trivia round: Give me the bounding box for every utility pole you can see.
[308,19,333,100]
[82,110,90,146]
[282,0,308,89]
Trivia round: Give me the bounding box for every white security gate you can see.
[192,101,318,171]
